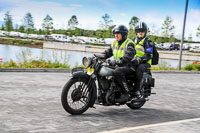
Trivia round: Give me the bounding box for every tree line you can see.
[1,11,200,43]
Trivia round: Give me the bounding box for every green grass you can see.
[1,59,199,71]
[0,59,70,68]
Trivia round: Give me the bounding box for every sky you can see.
[0,0,200,41]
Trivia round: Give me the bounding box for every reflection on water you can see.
[0,44,92,67]
[0,44,193,68]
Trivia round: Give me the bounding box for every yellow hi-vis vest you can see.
[111,38,134,60]
[134,37,152,65]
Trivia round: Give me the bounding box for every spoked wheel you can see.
[127,79,146,109]
[61,78,92,115]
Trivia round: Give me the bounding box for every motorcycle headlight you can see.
[82,57,91,67]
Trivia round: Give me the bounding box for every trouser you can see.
[114,66,135,92]
[135,63,151,91]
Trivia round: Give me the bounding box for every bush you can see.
[193,64,200,71]
[184,64,193,71]
[184,64,200,71]
[0,59,70,69]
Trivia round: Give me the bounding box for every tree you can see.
[23,12,34,33]
[68,15,79,30]
[128,28,136,39]
[104,25,115,38]
[196,25,200,38]
[14,24,19,31]
[96,30,104,38]
[1,25,5,30]
[129,16,139,29]
[188,33,192,42]
[156,37,163,44]
[169,33,176,43]
[149,24,159,36]
[148,35,157,43]
[99,13,113,30]
[161,16,175,37]
[18,25,25,33]
[4,11,13,31]
[42,14,54,35]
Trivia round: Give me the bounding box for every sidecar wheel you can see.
[61,78,93,115]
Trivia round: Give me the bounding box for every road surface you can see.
[0,72,200,133]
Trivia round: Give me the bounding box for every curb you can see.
[0,68,71,73]
[151,70,200,74]
[0,68,200,74]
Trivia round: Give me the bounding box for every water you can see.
[0,44,193,68]
[0,44,92,67]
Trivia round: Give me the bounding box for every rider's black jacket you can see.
[102,38,136,66]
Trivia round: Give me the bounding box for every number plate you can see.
[87,68,94,75]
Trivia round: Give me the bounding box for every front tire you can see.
[61,78,93,115]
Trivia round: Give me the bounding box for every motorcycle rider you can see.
[101,25,136,102]
[131,21,154,97]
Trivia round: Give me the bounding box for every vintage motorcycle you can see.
[61,54,155,115]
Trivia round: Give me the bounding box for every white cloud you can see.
[0,0,76,29]
[140,10,200,41]
[70,4,83,8]
[97,0,114,7]
[78,16,100,30]
[120,13,127,17]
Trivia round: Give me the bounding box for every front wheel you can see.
[61,78,93,115]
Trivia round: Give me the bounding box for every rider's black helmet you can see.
[112,25,128,39]
[135,21,148,34]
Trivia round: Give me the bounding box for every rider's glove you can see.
[108,60,123,66]
[116,59,123,66]
[108,60,116,66]
[131,58,142,66]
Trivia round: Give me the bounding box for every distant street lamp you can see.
[179,0,189,70]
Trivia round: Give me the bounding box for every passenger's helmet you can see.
[112,25,128,39]
[135,21,148,33]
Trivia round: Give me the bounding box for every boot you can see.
[135,82,141,98]
[135,90,141,98]
[115,81,130,103]
[115,92,129,103]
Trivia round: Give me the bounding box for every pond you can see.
[0,44,193,68]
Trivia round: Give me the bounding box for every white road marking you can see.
[98,117,200,133]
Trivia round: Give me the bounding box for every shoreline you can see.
[0,43,43,49]
[0,37,43,49]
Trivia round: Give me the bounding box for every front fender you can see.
[72,71,90,79]
[72,71,97,107]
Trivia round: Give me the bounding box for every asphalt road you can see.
[0,72,200,133]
